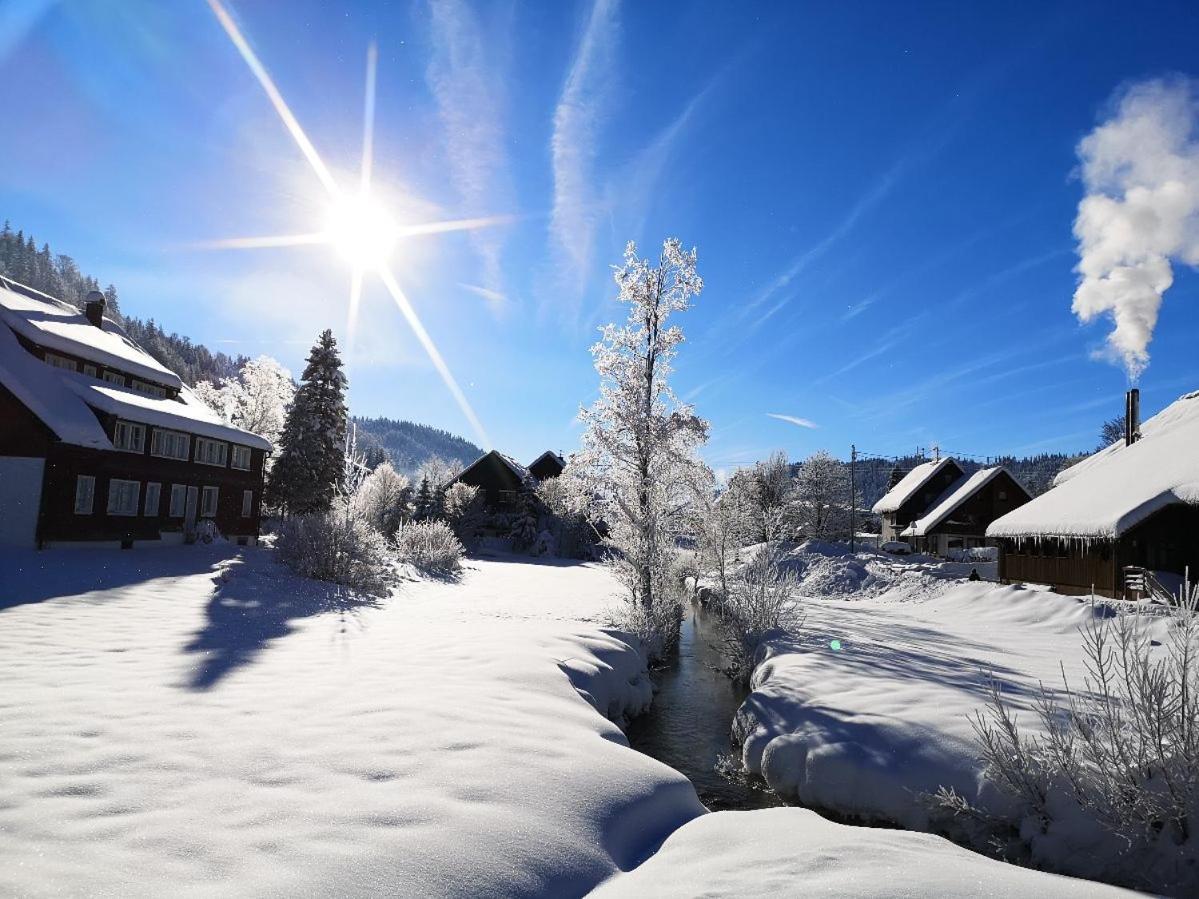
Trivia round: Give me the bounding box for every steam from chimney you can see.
[1072,78,1199,382]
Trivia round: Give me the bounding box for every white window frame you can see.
[169,484,187,517]
[230,445,252,471]
[106,479,140,516]
[45,352,77,372]
[74,475,95,515]
[113,420,146,454]
[132,379,167,399]
[240,490,253,518]
[195,437,228,468]
[103,371,126,387]
[144,482,161,516]
[200,486,219,518]
[151,428,190,461]
[82,363,98,378]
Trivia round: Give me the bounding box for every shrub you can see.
[394,520,465,575]
[275,507,395,596]
[935,581,1199,894]
[352,462,411,537]
[612,586,685,661]
[714,547,802,683]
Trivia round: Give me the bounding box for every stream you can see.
[625,601,783,811]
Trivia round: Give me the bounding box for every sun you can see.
[324,193,398,269]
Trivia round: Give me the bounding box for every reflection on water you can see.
[625,602,783,811]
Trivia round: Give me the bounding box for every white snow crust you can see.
[988,389,1199,539]
[871,457,957,514]
[906,466,1004,537]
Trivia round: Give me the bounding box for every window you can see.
[497,489,517,506]
[169,484,187,517]
[195,437,228,467]
[74,475,95,514]
[132,379,167,399]
[107,479,140,516]
[144,482,161,516]
[113,420,146,453]
[82,363,98,378]
[231,445,252,470]
[45,353,77,372]
[151,429,190,461]
[200,486,219,518]
[103,371,126,387]
[241,490,253,518]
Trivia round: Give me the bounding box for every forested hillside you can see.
[0,222,243,385]
[354,417,483,476]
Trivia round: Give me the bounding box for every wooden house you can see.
[988,389,1199,598]
[0,278,271,548]
[527,450,566,481]
[871,457,965,544]
[901,466,1031,556]
[447,450,534,511]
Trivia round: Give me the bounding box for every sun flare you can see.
[324,193,398,269]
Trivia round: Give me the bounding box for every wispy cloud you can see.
[549,0,620,315]
[457,282,507,304]
[426,0,513,307]
[767,413,819,429]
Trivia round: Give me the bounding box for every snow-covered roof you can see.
[0,281,182,389]
[528,450,565,470]
[988,390,1199,539]
[904,467,1018,536]
[62,376,273,452]
[452,450,533,487]
[0,319,112,449]
[0,281,271,452]
[871,458,958,515]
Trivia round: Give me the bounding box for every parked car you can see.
[882,540,913,555]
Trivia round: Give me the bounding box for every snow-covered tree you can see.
[194,355,295,451]
[729,451,793,543]
[576,238,708,653]
[352,462,412,537]
[412,476,434,521]
[688,464,751,601]
[416,455,459,491]
[789,450,851,541]
[508,487,540,552]
[266,330,348,515]
[442,482,484,548]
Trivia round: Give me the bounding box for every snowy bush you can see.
[612,586,686,662]
[536,474,598,559]
[352,462,412,537]
[714,547,803,683]
[936,582,1199,894]
[394,520,465,575]
[508,488,541,552]
[442,482,484,548]
[275,508,395,597]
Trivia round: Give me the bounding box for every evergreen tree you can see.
[413,477,433,521]
[266,330,348,515]
[509,487,540,551]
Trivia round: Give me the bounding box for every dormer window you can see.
[103,371,126,387]
[132,379,167,399]
[45,353,77,372]
[83,363,97,378]
[113,420,146,453]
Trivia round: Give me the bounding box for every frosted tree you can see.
[193,355,295,451]
[576,238,708,652]
[687,464,751,601]
[266,330,348,515]
[789,450,851,541]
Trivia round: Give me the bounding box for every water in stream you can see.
[625,601,783,811]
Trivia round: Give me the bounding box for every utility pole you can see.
[850,444,857,553]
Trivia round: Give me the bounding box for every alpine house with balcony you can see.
[0,277,272,548]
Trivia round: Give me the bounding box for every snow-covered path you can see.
[0,546,1128,896]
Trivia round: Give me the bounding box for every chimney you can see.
[1125,388,1141,446]
[84,290,106,328]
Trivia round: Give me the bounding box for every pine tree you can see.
[413,477,433,520]
[266,330,348,515]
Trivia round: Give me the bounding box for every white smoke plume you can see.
[1072,78,1199,381]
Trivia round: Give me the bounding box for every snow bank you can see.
[0,547,702,896]
[733,574,1170,847]
[592,807,1127,897]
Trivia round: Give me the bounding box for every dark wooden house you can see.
[871,457,964,544]
[902,466,1032,556]
[0,278,271,548]
[447,450,533,511]
[988,389,1199,598]
[527,450,566,481]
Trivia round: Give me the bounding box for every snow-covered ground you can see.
[0,544,1128,896]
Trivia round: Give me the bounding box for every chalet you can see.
[527,450,566,481]
[900,466,1032,556]
[871,457,964,544]
[988,389,1199,599]
[447,450,535,511]
[0,278,272,548]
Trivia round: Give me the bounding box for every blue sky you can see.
[2,0,1197,470]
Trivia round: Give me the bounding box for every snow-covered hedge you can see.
[275,509,395,596]
[394,520,465,575]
